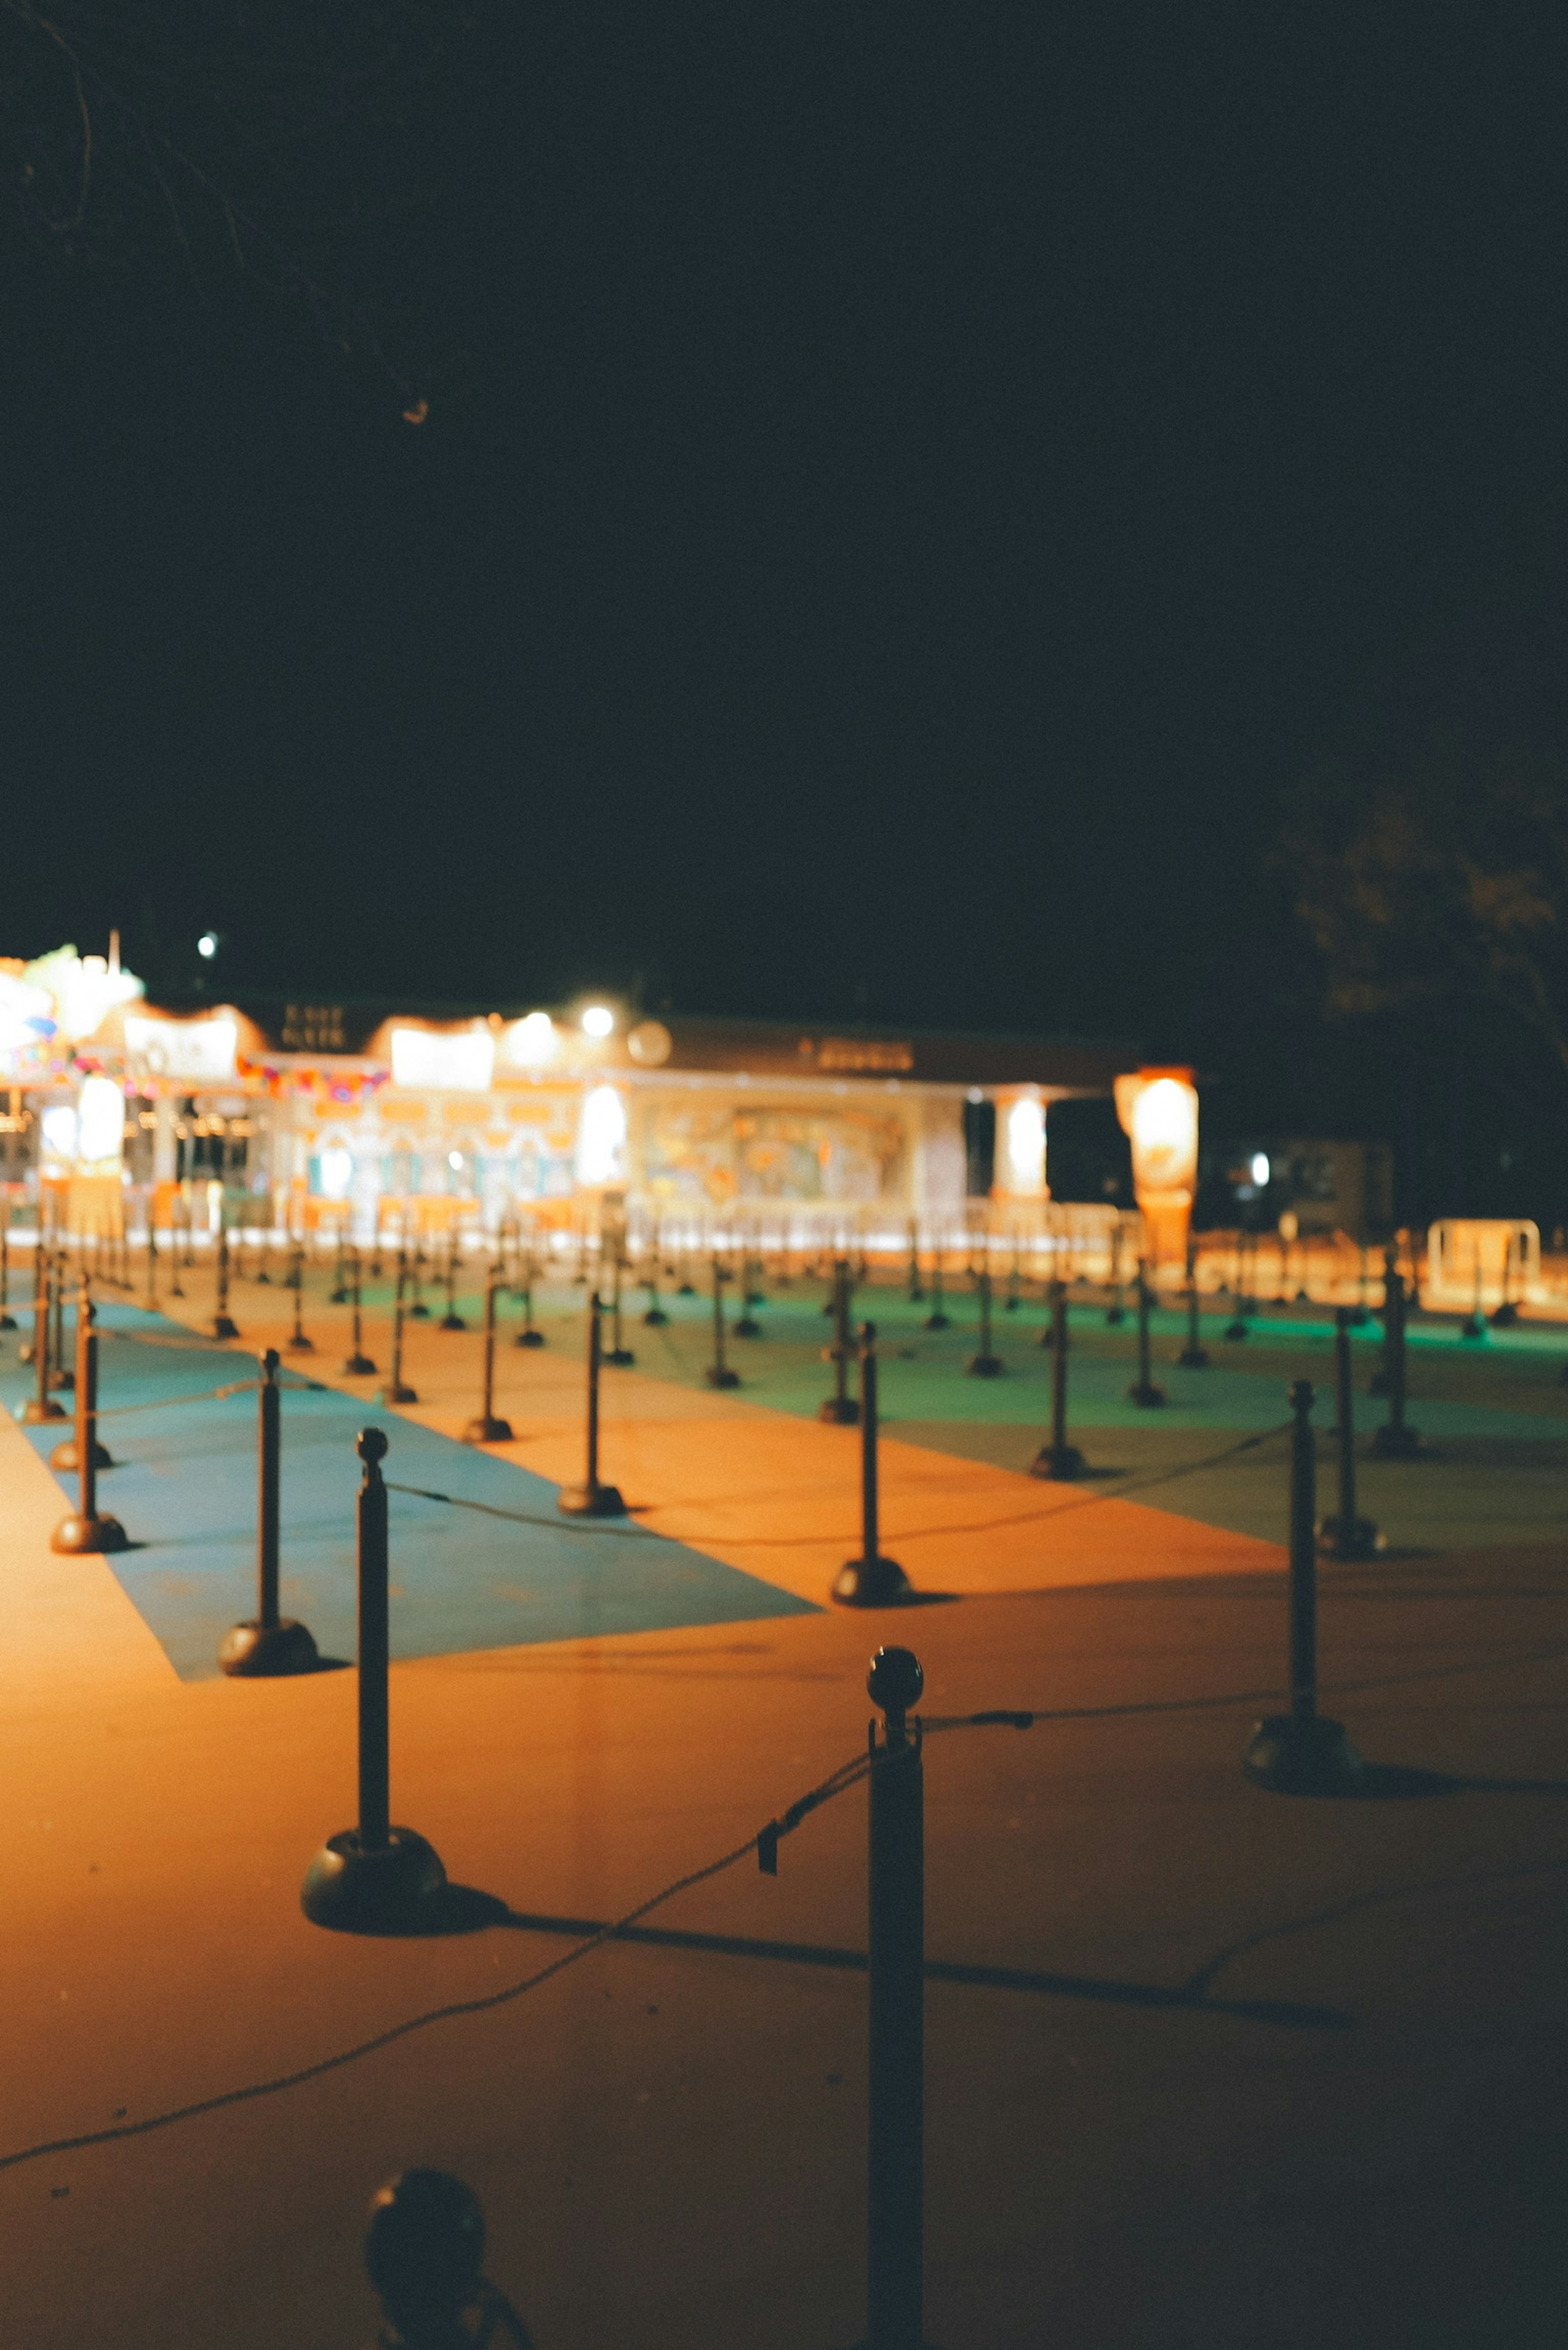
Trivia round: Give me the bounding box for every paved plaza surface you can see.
[1,1255,1565,2346]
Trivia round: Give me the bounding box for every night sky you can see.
[4,7,1566,1178]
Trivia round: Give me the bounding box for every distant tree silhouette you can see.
[1279,733,1568,1096]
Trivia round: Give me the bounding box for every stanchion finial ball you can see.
[261,1347,279,1374]
[358,1426,389,1464]
[365,2169,484,2318]
[867,1646,923,1715]
[1288,1379,1314,1414]
[860,1319,877,1344]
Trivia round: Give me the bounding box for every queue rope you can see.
[3,1627,1564,2181]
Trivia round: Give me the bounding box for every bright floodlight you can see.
[448,1150,463,1171]
[581,1004,614,1038]
[197,932,218,959]
[1250,1152,1270,1186]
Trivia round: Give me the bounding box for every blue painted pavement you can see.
[2,1302,816,1682]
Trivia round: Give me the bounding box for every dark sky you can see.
[4,5,1567,1099]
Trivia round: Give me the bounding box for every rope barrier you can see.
[4,1624,1560,2182]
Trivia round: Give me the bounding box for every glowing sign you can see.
[22,945,143,1042]
[502,1012,558,1068]
[388,1027,494,1092]
[76,1075,126,1170]
[1004,1095,1045,1194]
[125,1015,238,1082]
[577,1085,627,1185]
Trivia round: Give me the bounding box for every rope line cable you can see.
[3,1630,1566,2180]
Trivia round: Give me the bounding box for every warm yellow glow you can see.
[388,1027,495,1091]
[39,1103,77,1175]
[1005,1096,1045,1193]
[23,944,143,1042]
[1116,1071,1198,1201]
[502,1011,558,1067]
[319,1144,354,1200]
[577,1084,627,1185]
[580,1004,615,1039]
[125,1014,238,1082]
[76,1074,125,1169]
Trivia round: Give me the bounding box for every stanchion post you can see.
[833,1326,912,1606]
[0,1212,13,1332]
[464,1272,514,1442]
[364,2171,536,2350]
[380,1253,418,1404]
[1031,1284,1085,1479]
[558,1291,626,1513]
[1243,1382,1363,1793]
[1319,1309,1381,1556]
[49,1299,127,1553]
[706,1254,741,1390]
[965,1267,1003,1378]
[219,1350,320,1675]
[50,1249,72,1388]
[858,1646,927,2350]
[1126,1259,1166,1407]
[342,1245,377,1376]
[1176,1239,1210,1368]
[605,1242,636,1363]
[440,1227,466,1331]
[906,1219,924,1303]
[23,1252,65,1423]
[513,1241,544,1347]
[820,1260,861,1423]
[211,1217,240,1340]
[301,1428,447,1929]
[285,1237,315,1353]
[1370,1253,1420,1456]
[1105,1218,1126,1325]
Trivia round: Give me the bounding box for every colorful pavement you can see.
[2,1254,1566,2349]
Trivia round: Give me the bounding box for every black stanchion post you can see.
[734,1245,762,1339]
[1176,1238,1209,1368]
[0,1212,13,1332]
[1223,1230,1250,1341]
[833,1326,912,1606]
[922,1238,949,1331]
[301,1428,447,1930]
[906,1219,924,1303]
[342,1245,377,1376]
[706,1255,740,1390]
[1492,1228,1520,1327]
[144,1202,159,1311]
[50,1249,72,1387]
[513,1241,544,1348]
[1243,1381,1363,1793]
[820,1259,861,1423]
[1031,1284,1085,1479]
[440,1227,466,1331]
[604,1242,636,1363]
[853,1646,929,2350]
[380,1254,419,1405]
[409,1237,430,1318]
[23,1252,65,1422]
[1105,1217,1126,1325]
[966,1267,1004,1377]
[1370,1253,1419,1456]
[464,1273,514,1443]
[1126,1258,1166,1407]
[330,1221,350,1304]
[1319,1309,1381,1557]
[50,1299,127,1553]
[49,1274,112,1472]
[559,1292,627,1513]
[211,1217,240,1340]
[219,1350,320,1675]
[365,2171,537,2350]
[285,1237,314,1353]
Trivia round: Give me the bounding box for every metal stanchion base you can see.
[922,1312,950,1331]
[557,1481,627,1517]
[733,1317,762,1339]
[342,1353,378,1376]
[706,1366,741,1390]
[285,1334,316,1354]
[1177,1344,1211,1368]
[1490,1302,1519,1328]
[514,1328,545,1348]
[50,1511,128,1555]
[643,1307,669,1325]
[439,1313,467,1332]
[380,1381,419,1406]
[1223,1320,1249,1341]
[1459,1316,1487,1343]
[301,1827,447,1932]
[1105,1305,1126,1325]
[966,1352,1004,1377]
[330,1286,350,1305]
[1368,1367,1391,1394]
[211,1316,241,1340]
[818,1396,860,1423]
[831,1553,911,1606]
[1370,1422,1421,1457]
[605,1345,637,1365]
[677,1283,696,1296]
[51,1370,75,1390]
[1243,1712,1364,1795]
[408,1303,430,1319]
[22,1397,68,1423]
[218,1617,320,1677]
[1316,1515,1385,1558]
[0,1312,16,1332]
[48,1434,113,1471]
[463,1414,515,1444]
[1127,1380,1167,1408]
[1030,1442,1085,1480]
